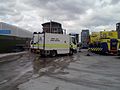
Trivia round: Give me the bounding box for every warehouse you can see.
[0,22,32,53]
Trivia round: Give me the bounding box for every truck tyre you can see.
[74,49,77,53]
[40,53,45,57]
[69,49,73,55]
[50,50,57,57]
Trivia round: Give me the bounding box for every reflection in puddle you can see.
[32,55,75,75]
[33,55,58,74]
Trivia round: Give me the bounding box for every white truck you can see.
[30,32,77,56]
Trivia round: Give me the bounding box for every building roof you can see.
[42,21,61,26]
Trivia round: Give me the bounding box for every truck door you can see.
[70,36,77,52]
[38,33,44,49]
[110,39,118,51]
[32,33,38,49]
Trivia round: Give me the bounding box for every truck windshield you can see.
[71,37,76,44]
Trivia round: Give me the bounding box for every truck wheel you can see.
[50,50,57,57]
[40,54,45,57]
[69,49,73,55]
[74,49,77,53]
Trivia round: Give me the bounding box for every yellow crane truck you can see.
[89,30,120,55]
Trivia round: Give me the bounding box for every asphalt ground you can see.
[0,50,120,90]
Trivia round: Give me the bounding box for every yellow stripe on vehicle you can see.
[45,44,69,48]
[32,44,69,48]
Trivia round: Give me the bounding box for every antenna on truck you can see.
[50,20,52,33]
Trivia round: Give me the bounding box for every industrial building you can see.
[42,21,63,34]
[0,22,32,53]
[81,29,90,48]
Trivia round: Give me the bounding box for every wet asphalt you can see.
[0,50,120,90]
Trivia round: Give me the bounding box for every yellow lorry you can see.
[89,30,120,54]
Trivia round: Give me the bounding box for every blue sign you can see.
[0,30,11,35]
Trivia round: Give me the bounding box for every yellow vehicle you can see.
[89,32,100,44]
[89,32,101,52]
[89,30,120,54]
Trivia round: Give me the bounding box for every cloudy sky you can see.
[0,0,120,34]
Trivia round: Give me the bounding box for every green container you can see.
[0,35,31,53]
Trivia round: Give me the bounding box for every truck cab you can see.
[70,36,77,53]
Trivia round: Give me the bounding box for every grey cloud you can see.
[0,7,14,15]
[24,0,94,14]
[23,0,96,24]
[111,0,120,5]
[0,0,19,15]
[81,11,120,28]
[54,1,86,14]
[0,0,120,33]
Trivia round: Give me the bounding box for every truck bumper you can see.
[30,48,41,53]
[109,50,118,53]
